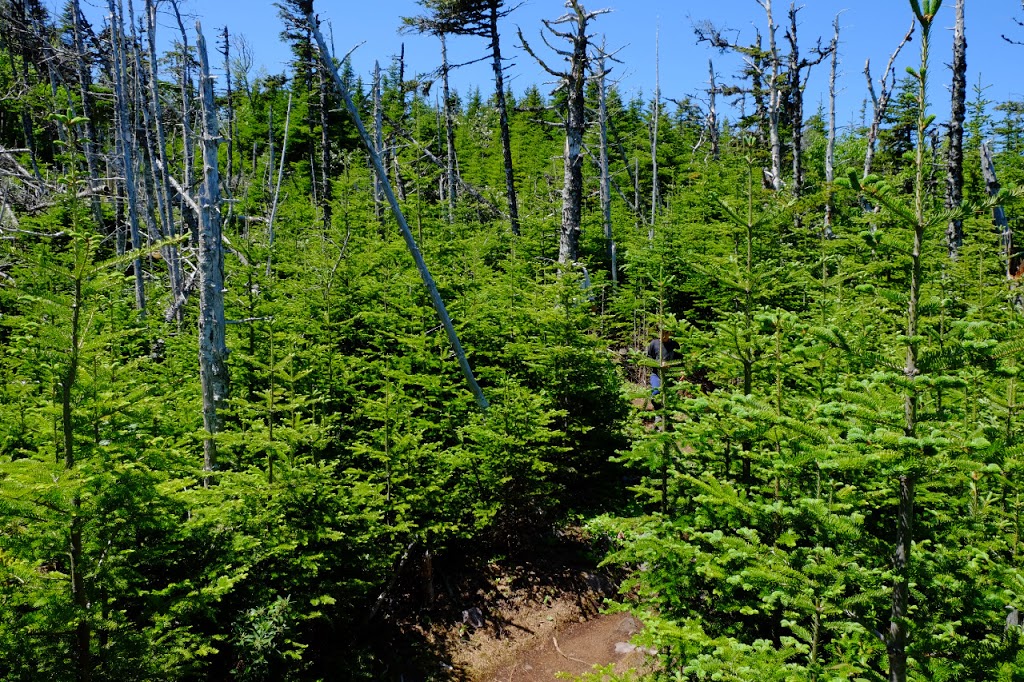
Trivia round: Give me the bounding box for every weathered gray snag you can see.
[759,0,783,191]
[144,0,184,317]
[196,21,230,481]
[650,24,660,237]
[306,12,489,411]
[519,0,608,264]
[265,93,293,277]
[823,14,840,237]
[108,0,146,314]
[863,22,915,179]
[707,59,720,161]
[945,0,967,259]
[595,43,615,284]
[981,141,1014,278]
[784,2,831,212]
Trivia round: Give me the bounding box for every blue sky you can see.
[74,0,1024,130]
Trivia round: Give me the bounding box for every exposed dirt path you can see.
[485,612,649,681]
[446,572,654,681]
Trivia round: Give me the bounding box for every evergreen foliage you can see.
[1,0,1023,679]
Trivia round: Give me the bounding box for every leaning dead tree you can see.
[196,21,230,482]
[519,0,609,264]
[307,10,489,411]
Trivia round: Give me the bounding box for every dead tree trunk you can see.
[759,0,784,191]
[596,45,615,284]
[945,0,967,259]
[196,21,229,483]
[108,0,146,314]
[441,35,457,223]
[318,52,333,231]
[519,0,608,264]
[981,141,1016,278]
[70,0,104,229]
[145,0,184,316]
[824,14,840,238]
[650,25,661,237]
[707,59,720,161]
[373,61,385,219]
[488,3,520,235]
[309,12,489,411]
[170,0,196,242]
[864,22,915,179]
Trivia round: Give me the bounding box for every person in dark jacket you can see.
[646,329,679,396]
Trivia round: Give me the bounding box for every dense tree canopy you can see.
[1,0,1024,680]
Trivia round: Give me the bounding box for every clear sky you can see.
[73,0,1024,131]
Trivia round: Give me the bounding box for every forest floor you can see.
[388,527,657,681]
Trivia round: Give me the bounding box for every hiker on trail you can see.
[646,329,679,396]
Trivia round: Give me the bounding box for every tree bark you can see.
[981,141,1015,277]
[309,13,489,411]
[518,1,606,264]
[70,0,104,230]
[864,22,915,179]
[196,21,230,483]
[488,3,519,235]
[708,59,720,161]
[759,0,784,191]
[596,47,615,283]
[945,0,967,259]
[440,35,457,223]
[108,0,146,315]
[824,15,839,237]
[650,25,660,237]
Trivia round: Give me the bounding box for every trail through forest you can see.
[453,599,651,680]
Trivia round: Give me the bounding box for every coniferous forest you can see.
[3,0,1024,679]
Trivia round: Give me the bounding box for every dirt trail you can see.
[448,579,654,681]
[485,612,649,681]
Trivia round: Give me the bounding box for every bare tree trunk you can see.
[759,0,784,191]
[318,55,333,231]
[170,0,196,241]
[981,142,1015,277]
[519,1,605,264]
[649,25,660,237]
[308,13,489,411]
[489,4,519,235]
[196,21,230,484]
[708,59,720,161]
[108,0,146,315]
[440,35,457,223]
[221,27,234,196]
[393,44,408,202]
[945,0,967,259]
[373,61,385,219]
[70,0,104,229]
[143,0,184,315]
[786,3,803,201]
[824,14,839,238]
[266,93,293,277]
[864,23,915,179]
[596,47,615,284]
